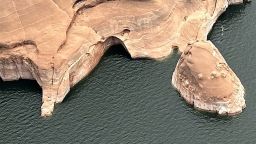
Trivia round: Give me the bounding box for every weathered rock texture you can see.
[172,41,245,115]
[0,0,246,116]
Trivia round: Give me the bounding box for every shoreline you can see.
[0,0,246,116]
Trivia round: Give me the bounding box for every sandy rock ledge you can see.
[172,41,246,115]
[0,0,247,116]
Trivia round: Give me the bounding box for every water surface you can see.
[0,3,255,144]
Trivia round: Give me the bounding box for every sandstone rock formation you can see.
[0,0,247,116]
[172,41,245,115]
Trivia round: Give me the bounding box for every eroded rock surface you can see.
[172,41,245,115]
[0,0,246,116]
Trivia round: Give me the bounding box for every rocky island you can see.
[0,0,247,116]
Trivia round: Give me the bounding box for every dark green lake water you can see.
[0,3,255,144]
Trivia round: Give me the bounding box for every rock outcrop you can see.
[172,41,245,115]
[0,0,246,116]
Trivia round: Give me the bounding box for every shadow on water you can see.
[62,44,133,103]
[104,44,132,59]
[0,79,41,93]
[106,44,155,61]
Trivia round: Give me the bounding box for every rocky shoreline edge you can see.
[0,0,249,116]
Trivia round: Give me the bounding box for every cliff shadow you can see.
[61,43,132,103]
[104,44,132,59]
[0,79,41,93]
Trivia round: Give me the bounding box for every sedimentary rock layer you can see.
[0,0,246,116]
